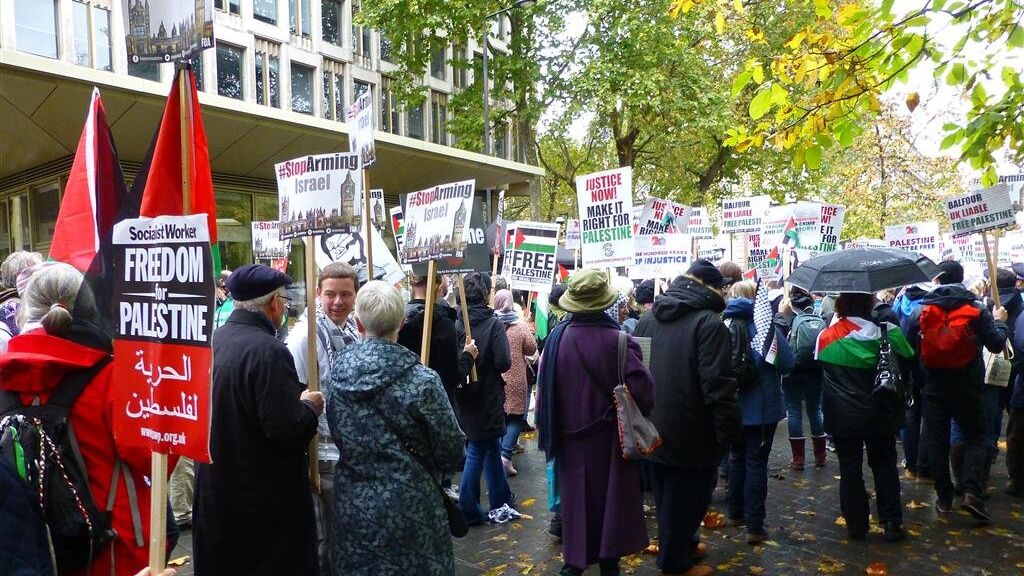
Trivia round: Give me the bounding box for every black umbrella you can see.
[788,247,940,294]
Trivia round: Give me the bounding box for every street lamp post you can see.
[481,0,536,156]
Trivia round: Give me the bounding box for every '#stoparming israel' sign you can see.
[276,152,362,239]
[575,167,635,268]
[945,184,1016,237]
[111,214,215,461]
[251,221,290,260]
[502,222,560,293]
[402,180,475,264]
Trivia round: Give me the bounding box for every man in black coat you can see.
[634,260,740,576]
[193,265,324,576]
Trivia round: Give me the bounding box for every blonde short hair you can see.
[730,280,757,300]
[355,281,404,338]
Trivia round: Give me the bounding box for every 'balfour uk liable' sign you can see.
[575,167,635,268]
[945,184,1016,237]
[720,195,772,234]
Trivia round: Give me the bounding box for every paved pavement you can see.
[170,425,1024,575]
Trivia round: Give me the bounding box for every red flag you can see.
[559,264,570,281]
[50,89,128,272]
[135,69,220,271]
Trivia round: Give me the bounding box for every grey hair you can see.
[2,251,43,289]
[17,263,92,335]
[354,281,404,340]
[234,287,285,312]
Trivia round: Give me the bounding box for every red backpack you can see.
[918,303,980,369]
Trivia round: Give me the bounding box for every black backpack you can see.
[0,358,118,574]
[726,319,759,392]
[788,308,826,369]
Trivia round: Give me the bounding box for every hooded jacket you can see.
[397,299,474,400]
[0,321,154,576]
[325,338,465,575]
[723,298,793,427]
[454,303,512,441]
[633,276,741,469]
[894,285,929,325]
[905,284,1008,396]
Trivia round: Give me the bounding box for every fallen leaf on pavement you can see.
[817,555,845,574]
[168,556,190,567]
[789,531,817,542]
[749,567,764,575]
[702,511,725,529]
[520,498,536,508]
[643,544,659,555]
[986,527,1015,538]
[796,510,816,516]
[939,564,958,574]
[482,564,509,576]
[717,553,745,571]
[906,500,930,509]
[866,562,888,575]
[998,439,1007,451]
[906,528,922,537]
[490,534,509,542]
[835,516,847,527]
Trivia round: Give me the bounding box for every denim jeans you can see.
[501,414,526,459]
[459,437,511,524]
[781,372,824,438]
[950,384,1004,456]
[727,424,777,534]
[834,435,902,535]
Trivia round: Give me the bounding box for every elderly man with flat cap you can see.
[193,264,324,576]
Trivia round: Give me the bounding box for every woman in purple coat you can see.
[537,269,655,576]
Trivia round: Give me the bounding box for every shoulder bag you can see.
[872,323,911,407]
[574,330,661,460]
[984,340,1015,387]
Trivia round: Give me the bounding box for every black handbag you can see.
[370,403,468,538]
[872,323,912,408]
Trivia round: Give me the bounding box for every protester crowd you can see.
[1,246,1022,576]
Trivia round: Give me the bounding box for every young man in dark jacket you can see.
[452,272,517,525]
[634,260,740,576]
[905,261,1008,522]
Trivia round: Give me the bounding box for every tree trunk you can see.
[697,141,731,193]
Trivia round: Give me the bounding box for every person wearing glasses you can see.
[193,264,324,576]
[286,262,361,576]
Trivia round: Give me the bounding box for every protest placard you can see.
[277,152,362,239]
[792,202,846,260]
[502,222,560,292]
[565,218,581,249]
[630,197,693,279]
[688,207,714,239]
[110,214,215,461]
[885,222,942,262]
[720,195,772,233]
[998,231,1024,267]
[402,180,475,263]
[348,90,375,167]
[759,204,795,248]
[746,232,770,271]
[123,0,214,63]
[412,200,489,275]
[945,184,1016,237]
[697,235,730,266]
[943,233,985,262]
[390,206,405,252]
[318,225,406,284]
[356,188,386,229]
[575,167,635,267]
[251,221,290,259]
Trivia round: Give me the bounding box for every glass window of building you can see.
[217,43,244,99]
[214,191,253,271]
[430,44,447,81]
[254,194,279,221]
[215,0,241,14]
[494,123,508,159]
[0,199,11,259]
[289,0,312,38]
[381,78,399,134]
[430,92,448,145]
[254,40,280,107]
[14,0,59,59]
[32,181,61,247]
[72,1,112,72]
[351,1,371,60]
[380,34,393,63]
[407,100,424,140]
[188,52,204,91]
[322,0,342,46]
[353,80,371,104]
[291,63,314,115]
[452,45,468,88]
[322,60,345,121]
[128,60,160,81]
[253,0,277,24]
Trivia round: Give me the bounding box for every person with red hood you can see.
[0,263,157,575]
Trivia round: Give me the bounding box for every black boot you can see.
[599,559,621,576]
[884,521,906,542]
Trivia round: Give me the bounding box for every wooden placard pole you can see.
[304,236,320,493]
[363,169,374,276]
[525,291,534,320]
[741,232,749,270]
[421,261,438,364]
[490,254,500,306]
[455,273,478,382]
[149,64,191,574]
[982,231,1001,307]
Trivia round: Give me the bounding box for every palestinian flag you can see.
[49,88,132,335]
[815,316,913,369]
[133,67,220,272]
[558,264,571,281]
[512,226,557,255]
[781,215,798,247]
[534,295,550,340]
[389,206,405,250]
